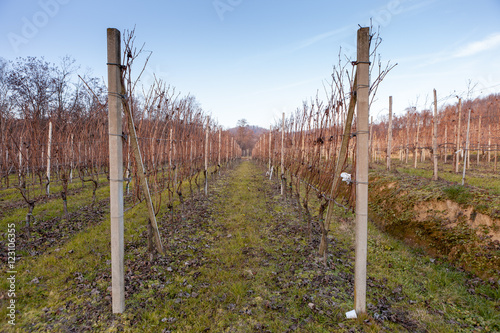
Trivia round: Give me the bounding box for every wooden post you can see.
[456,98,462,173]
[281,112,285,196]
[387,96,393,170]
[462,108,471,185]
[205,118,209,195]
[120,52,163,256]
[46,121,52,195]
[126,135,131,195]
[107,28,125,313]
[354,27,370,315]
[432,89,438,181]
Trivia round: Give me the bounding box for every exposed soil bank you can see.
[369,174,500,280]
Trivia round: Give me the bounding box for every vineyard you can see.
[0,26,499,332]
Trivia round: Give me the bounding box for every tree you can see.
[236,119,252,156]
[6,56,56,119]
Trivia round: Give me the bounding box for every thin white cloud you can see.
[397,0,439,16]
[294,25,353,51]
[454,32,500,58]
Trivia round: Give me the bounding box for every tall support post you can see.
[226,135,229,165]
[462,108,472,185]
[107,28,124,314]
[18,136,22,183]
[444,125,448,163]
[432,89,438,181]
[268,125,272,173]
[281,112,285,195]
[495,143,498,172]
[414,115,420,169]
[218,127,221,174]
[455,98,462,173]
[204,118,209,195]
[46,121,52,195]
[169,128,173,170]
[477,115,482,165]
[488,124,491,164]
[405,109,410,164]
[354,27,370,315]
[387,96,393,170]
[69,133,74,182]
[369,116,373,163]
[173,130,177,186]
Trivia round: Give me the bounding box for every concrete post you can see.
[477,115,481,165]
[281,112,285,195]
[433,89,438,180]
[444,125,447,163]
[46,121,52,195]
[456,98,462,173]
[268,125,272,173]
[354,27,370,315]
[462,108,471,185]
[414,115,420,169]
[488,124,491,164]
[107,28,124,313]
[205,118,209,195]
[218,127,221,174]
[387,96,393,170]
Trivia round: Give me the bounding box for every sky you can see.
[1,0,500,129]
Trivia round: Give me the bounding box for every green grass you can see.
[387,158,500,195]
[284,164,500,332]
[442,185,472,204]
[1,160,499,332]
[0,180,109,230]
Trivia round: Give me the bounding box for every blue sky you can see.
[1,0,500,128]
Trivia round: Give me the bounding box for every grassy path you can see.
[138,159,349,332]
[2,159,499,332]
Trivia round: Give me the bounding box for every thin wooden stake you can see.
[120,69,164,256]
